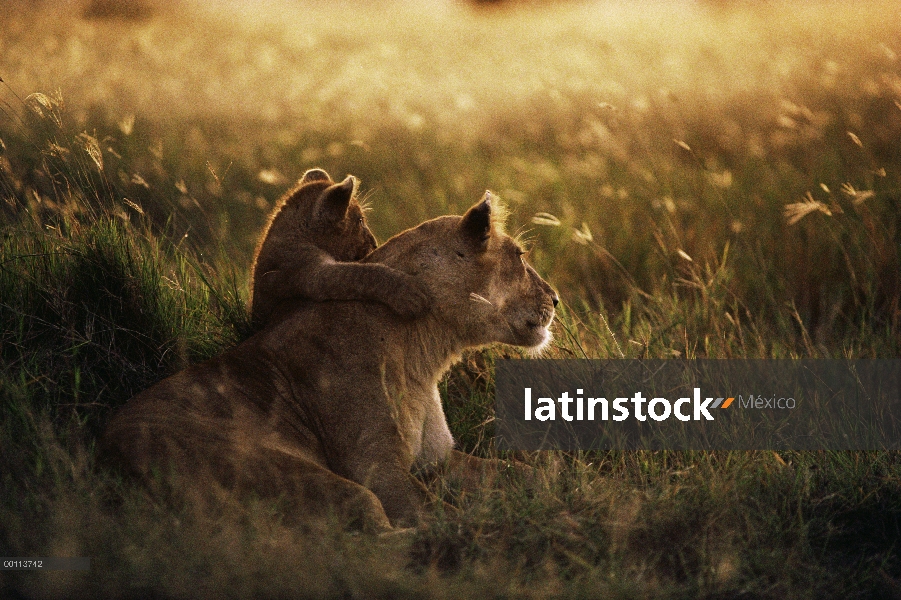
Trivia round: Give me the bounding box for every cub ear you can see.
[301,168,331,185]
[315,175,356,222]
[459,191,493,250]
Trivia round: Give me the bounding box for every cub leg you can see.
[293,259,432,319]
[254,256,430,324]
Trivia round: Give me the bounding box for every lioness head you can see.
[276,168,377,262]
[366,192,558,350]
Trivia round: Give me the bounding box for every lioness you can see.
[101,193,557,530]
[250,168,430,327]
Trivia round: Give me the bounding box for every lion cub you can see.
[250,168,430,327]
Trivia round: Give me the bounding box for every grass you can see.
[2,0,901,597]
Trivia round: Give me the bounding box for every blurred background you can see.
[3,0,900,351]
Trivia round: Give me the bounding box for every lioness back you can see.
[249,168,429,328]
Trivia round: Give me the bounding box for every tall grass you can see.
[2,1,901,597]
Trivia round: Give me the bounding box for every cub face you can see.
[277,168,377,262]
[368,192,558,351]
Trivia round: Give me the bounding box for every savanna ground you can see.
[2,0,901,597]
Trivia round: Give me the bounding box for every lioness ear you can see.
[316,175,356,222]
[301,168,331,184]
[459,191,493,250]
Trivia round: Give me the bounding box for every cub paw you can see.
[385,275,432,318]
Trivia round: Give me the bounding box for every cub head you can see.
[278,168,377,261]
[367,192,558,351]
